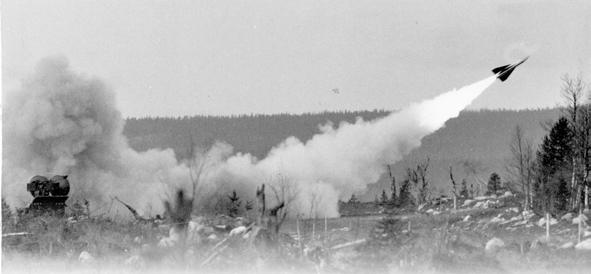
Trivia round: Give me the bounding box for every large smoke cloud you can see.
[2,57,496,217]
[2,57,191,214]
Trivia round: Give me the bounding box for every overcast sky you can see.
[3,0,591,117]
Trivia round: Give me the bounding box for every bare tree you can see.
[308,185,321,219]
[187,139,213,201]
[268,174,300,233]
[387,165,397,204]
[579,102,591,210]
[255,184,266,225]
[507,125,536,210]
[561,74,591,210]
[407,158,430,205]
[461,160,487,197]
[449,166,457,210]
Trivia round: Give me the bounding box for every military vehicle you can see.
[26,175,70,214]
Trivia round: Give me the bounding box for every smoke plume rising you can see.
[2,57,496,217]
[2,57,191,214]
[203,75,497,217]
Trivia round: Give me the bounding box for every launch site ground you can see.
[3,192,591,274]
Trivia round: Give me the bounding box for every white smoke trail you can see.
[201,76,497,217]
[2,56,496,218]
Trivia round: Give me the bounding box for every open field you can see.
[3,193,591,274]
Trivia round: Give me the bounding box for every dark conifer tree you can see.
[535,117,572,214]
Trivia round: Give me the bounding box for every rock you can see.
[572,214,589,225]
[575,238,591,250]
[512,220,528,226]
[501,191,513,198]
[230,226,248,236]
[559,242,574,249]
[462,199,475,207]
[158,227,181,247]
[584,230,591,238]
[78,251,94,263]
[432,210,441,215]
[485,237,505,253]
[133,236,142,244]
[537,216,558,227]
[522,210,535,220]
[207,234,218,241]
[418,204,427,211]
[474,196,488,201]
[188,220,203,233]
[561,213,574,221]
[474,201,487,209]
[505,207,519,213]
[158,237,176,248]
[426,209,434,214]
[463,215,471,222]
[489,214,504,223]
[508,216,521,222]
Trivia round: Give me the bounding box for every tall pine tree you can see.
[535,117,572,214]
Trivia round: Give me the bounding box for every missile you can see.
[492,56,529,82]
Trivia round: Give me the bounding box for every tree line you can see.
[508,75,591,215]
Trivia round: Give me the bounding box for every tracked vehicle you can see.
[26,175,70,214]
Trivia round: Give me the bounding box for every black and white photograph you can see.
[2,1,591,273]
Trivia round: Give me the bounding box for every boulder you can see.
[230,225,248,236]
[522,210,535,220]
[572,215,589,225]
[158,227,181,247]
[575,238,591,250]
[559,242,574,249]
[537,216,558,227]
[489,214,504,223]
[561,213,574,221]
[207,234,218,241]
[474,201,487,209]
[485,237,505,253]
[78,251,95,263]
[462,199,475,207]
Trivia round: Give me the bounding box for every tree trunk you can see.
[585,185,589,209]
[546,212,550,241]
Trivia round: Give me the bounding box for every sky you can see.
[2,0,591,117]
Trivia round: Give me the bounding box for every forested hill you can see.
[124,110,390,159]
[123,108,560,200]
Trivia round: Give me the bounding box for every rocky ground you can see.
[3,193,591,274]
